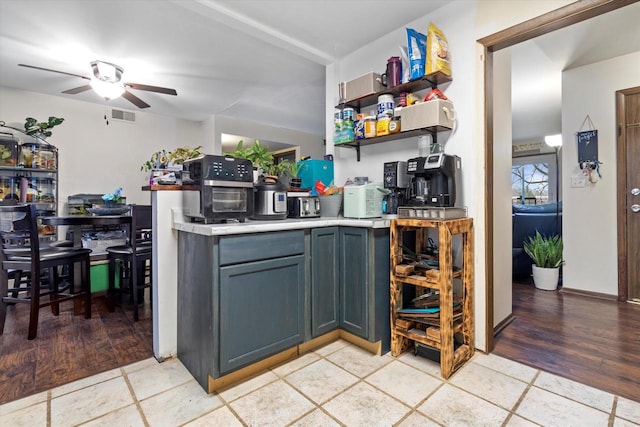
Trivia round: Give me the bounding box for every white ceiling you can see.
[1,0,638,144]
[510,2,640,143]
[0,0,447,137]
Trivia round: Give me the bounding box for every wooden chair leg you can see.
[0,269,8,335]
[132,259,139,322]
[28,273,40,340]
[107,258,117,312]
[50,267,60,316]
[83,258,91,319]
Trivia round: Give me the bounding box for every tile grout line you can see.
[505,369,541,426]
[608,396,618,427]
[120,367,150,427]
[47,390,51,427]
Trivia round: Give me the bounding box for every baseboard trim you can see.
[208,347,298,393]
[339,330,382,356]
[560,287,617,301]
[493,313,516,336]
[207,329,380,393]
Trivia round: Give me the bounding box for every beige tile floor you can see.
[1,339,639,426]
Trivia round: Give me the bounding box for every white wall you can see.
[562,51,640,295]
[0,86,204,209]
[327,0,574,351]
[0,87,325,211]
[328,1,481,345]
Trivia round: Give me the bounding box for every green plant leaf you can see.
[523,230,563,268]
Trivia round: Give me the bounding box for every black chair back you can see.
[0,204,41,277]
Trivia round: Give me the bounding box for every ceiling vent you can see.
[111,109,136,123]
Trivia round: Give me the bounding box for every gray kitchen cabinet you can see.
[178,225,390,393]
[338,227,391,353]
[177,229,305,390]
[219,254,305,374]
[310,227,340,337]
[339,227,368,336]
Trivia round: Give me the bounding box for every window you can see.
[512,153,558,204]
[512,162,548,204]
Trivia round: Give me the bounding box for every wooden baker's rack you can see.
[389,217,474,378]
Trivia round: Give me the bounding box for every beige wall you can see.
[562,51,640,295]
[0,86,204,208]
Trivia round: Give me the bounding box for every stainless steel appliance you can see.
[183,155,254,223]
[382,161,409,216]
[406,153,461,207]
[287,195,320,218]
[253,177,287,220]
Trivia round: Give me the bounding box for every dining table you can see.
[41,214,133,248]
[40,214,137,308]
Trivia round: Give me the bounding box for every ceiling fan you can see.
[18,61,177,109]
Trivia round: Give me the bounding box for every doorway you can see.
[616,87,640,302]
[479,0,637,352]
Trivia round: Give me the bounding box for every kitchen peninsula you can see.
[172,210,391,392]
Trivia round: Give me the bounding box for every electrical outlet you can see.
[571,175,586,188]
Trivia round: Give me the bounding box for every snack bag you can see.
[424,88,448,101]
[406,28,426,81]
[426,22,451,77]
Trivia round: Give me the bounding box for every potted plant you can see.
[24,116,64,138]
[523,231,563,290]
[224,140,274,182]
[167,145,202,167]
[270,159,303,188]
[140,150,169,172]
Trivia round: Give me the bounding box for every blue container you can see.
[297,160,334,190]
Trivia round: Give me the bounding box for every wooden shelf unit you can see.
[390,217,474,378]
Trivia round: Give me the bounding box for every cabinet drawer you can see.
[219,230,304,265]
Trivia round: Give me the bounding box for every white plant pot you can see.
[532,265,559,291]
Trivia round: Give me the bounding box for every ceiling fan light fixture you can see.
[90,60,123,83]
[90,79,125,100]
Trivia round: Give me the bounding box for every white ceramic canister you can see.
[377,94,394,119]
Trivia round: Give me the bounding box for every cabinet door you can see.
[219,255,305,375]
[311,227,339,337]
[339,227,368,338]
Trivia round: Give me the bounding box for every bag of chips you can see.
[406,28,426,81]
[426,22,451,77]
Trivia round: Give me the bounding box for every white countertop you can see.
[171,208,391,236]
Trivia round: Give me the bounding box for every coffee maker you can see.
[406,153,461,207]
[382,161,409,216]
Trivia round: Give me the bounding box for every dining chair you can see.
[0,203,92,339]
[106,204,152,321]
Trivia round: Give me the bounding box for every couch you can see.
[512,202,562,278]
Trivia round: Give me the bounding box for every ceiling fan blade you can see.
[122,90,150,108]
[124,82,177,96]
[18,63,90,80]
[62,85,92,95]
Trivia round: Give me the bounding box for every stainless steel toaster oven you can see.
[183,155,254,223]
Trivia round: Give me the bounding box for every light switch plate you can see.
[571,175,586,188]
